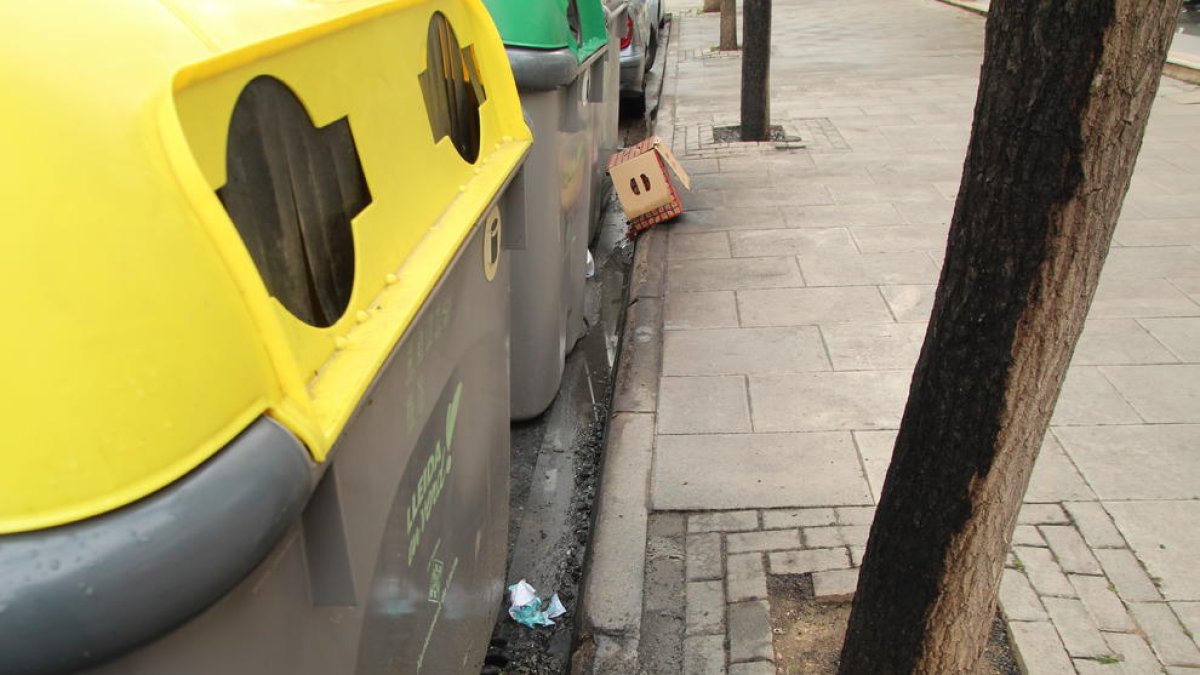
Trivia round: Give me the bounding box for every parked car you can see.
[609,0,663,112]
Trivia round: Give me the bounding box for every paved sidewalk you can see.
[580,1,1200,674]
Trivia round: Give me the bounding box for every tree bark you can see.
[703,0,722,13]
[740,0,770,140]
[837,1,1181,673]
[719,0,738,51]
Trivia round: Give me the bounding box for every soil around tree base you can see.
[766,574,1019,675]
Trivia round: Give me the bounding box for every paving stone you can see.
[668,257,805,292]
[1044,597,1111,658]
[1000,568,1049,622]
[1064,502,1127,549]
[852,429,895,503]
[830,183,945,204]
[687,532,724,581]
[783,203,907,228]
[1019,504,1071,525]
[1167,668,1200,674]
[726,529,802,554]
[804,526,843,548]
[1070,575,1135,632]
[797,252,939,287]
[727,553,768,603]
[1102,246,1200,280]
[1114,217,1200,247]
[1026,435,1097,502]
[1172,602,1200,653]
[819,322,926,371]
[1140,317,1200,362]
[654,432,873,510]
[658,376,751,435]
[669,231,732,260]
[839,525,870,547]
[1088,278,1200,319]
[684,634,727,675]
[835,506,877,525]
[1050,367,1144,426]
[1095,548,1162,603]
[1055,425,1200,500]
[813,568,859,601]
[737,286,895,326]
[1008,621,1076,675]
[663,326,830,376]
[879,284,936,322]
[761,507,836,529]
[665,291,741,330]
[728,662,775,675]
[850,225,949,253]
[1107,501,1200,602]
[1013,525,1046,547]
[728,600,774,663]
[686,580,726,635]
[689,511,760,533]
[749,371,910,432]
[1101,364,1200,423]
[1042,525,1103,575]
[671,206,787,233]
[1104,632,1162,674]
[1015,546,1076,598]
[768,548,850,575]
[1130,602,1200,666]
[1070,659,1121,674]
[1072,318,1179,365]
[849,545,865,567]
[728,228,858,258]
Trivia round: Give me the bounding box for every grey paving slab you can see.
[728,600,774,663]
[1129,602,1200,666]
[1173,602,1200,653]
[1100,246,1200,280]
[830,182,945,204]
[1107,501,1200,602]
[686,532,724,582]
[1009,621,1076,675]
[663,326,830,376]
[1114,218,1200,247]
[783,203,907,228]
[737,286,895,326]
[670,207,789,233]
[728,228,858,258]
[1026,436,1097,503]
[1101,364,1200,423]
[1020,504,1071,525]
[1139,317,1200,362]
[850,225,949,254]
[1094,548,1162,603]
[835,506,877,525]
[1050,367,1144,426]
[1043,597,1111,658]
[723,185,835,209]
[1054,425,1200,500]
[1088,278,1200,318]
[762,508,836,529]
[1041,526,1103,575]
[1104,632,1162,675]
[819,322,926,371]
[728,662,775,675]
[683,634,727,675]
[1063,502,1127,549]
[689,511,760,533]
[852,429,896,503]
[669,231,732,260]
[1070,574,1135,632]
[1013,525,1046,547]
[812,568,860,601]
[749,371,911,432]
[668,256,805,292]
[896,200,955,227]
[653,432,873,510]
[1174,277,1200,305]
[726,529,802,554]
[797,251,940,287]
[665,291,741,330]
[686,580,726,635]
[726,553,768,603]
[768,547,850,575]
[879,283,936,322]
[1072,318,1179,366]
[658,375,752,435]
[1000,568,1049,621]
[1015,545,1076,598]
[803,526,842,549]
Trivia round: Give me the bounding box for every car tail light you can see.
[620,16,633,50]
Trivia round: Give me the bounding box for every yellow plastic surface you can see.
[0,0,530,534]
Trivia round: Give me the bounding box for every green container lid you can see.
[483,0,608,62]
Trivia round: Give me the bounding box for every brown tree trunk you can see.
[719,0,738,50]
[837,0,1181,673]
[740,0,770,140]
[703,0,722,13]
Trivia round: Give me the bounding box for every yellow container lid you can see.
[0,0,531,535]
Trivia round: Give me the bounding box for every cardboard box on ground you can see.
[608,136,691,236]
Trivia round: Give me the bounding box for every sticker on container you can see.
[484,207,501,281]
